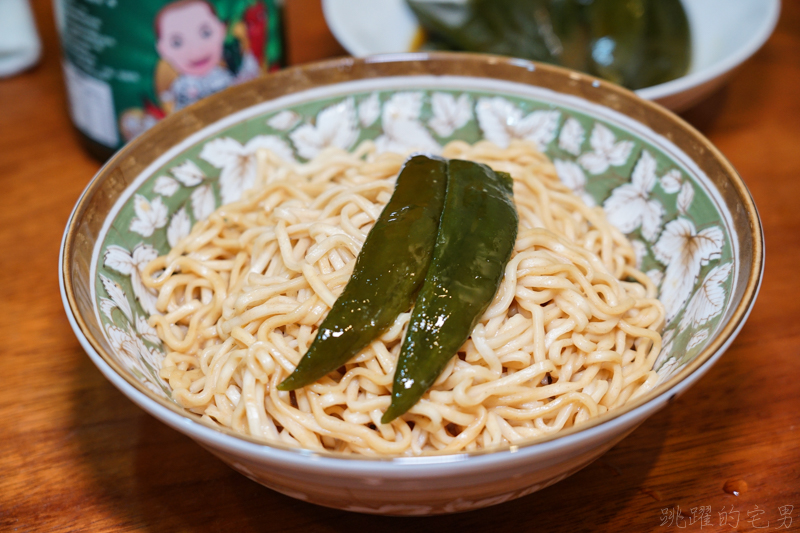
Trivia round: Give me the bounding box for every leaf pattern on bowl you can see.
[476,96,560,150]
[289,98,358,159]
[558,117,585,156]
[99,275,132,322]
[577,123,634,174]
[190,184,216,221]
[129,195,168,238]
[679,262,732,331]
[94,88,735,396]
[358,92,381,128]
[376,92,440,153]
[267,110,300,131]
[171,160,206,187]
[653,218,725,322]
[554,159,595,207]
[428,92,473,137]
[201,136,295,204]
[660,169,683,193]
[106,323,165,383]
[104,244,159,316]
[167,207,191,248]
[676,181,695,215]
[687,328,710,351]
[154,176,180,197]
[603,150,665,242]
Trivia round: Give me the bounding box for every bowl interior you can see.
[62,55,759,457]
[91,76,737,399]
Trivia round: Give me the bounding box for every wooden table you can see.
[2,1,798,531]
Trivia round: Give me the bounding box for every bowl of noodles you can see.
[60,52,763,515]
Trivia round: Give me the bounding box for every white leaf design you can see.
[170,160,205,187]
[656,357,680,384]
[199,137,243,168]
[104,245,135,275]
[129,195,168,237]
[142,345,165,374]
[135,315,161,344]
[358,93,380,127]
[289,98,358,160]
[654,328,679,383]
[103,244,159,318]
[201,136,295,205]
[220,160,255,205]
[244,135,295,163]
[514,110,561,150]
[631,239,647,269]
[100,298,117,321]
[106,324,144,374]
[167,207,191,248]
[687,329,709,351]
[558,117,584,155]
[677,181,695,215]
[553,159,595,207]
[383,92,423,122]
[476,97,560,150]
[375,92,439,154]
[660,169,683,193]
[129,244,159,316]
[603,150,665,241]
[375,120,440,154]
[577,123,634,175]
[130,243,158,268]
[428,93,472,137]
[267,110,300,131]
[106,324,162,376]
[653,218,725,322]
[153,176,179,197]
[191,184,216,221]
[679,262,732,331]
[654,328,676,369]
[646,269,664,288]
[99,274,132,321]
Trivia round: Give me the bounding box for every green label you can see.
[59,0,282,148]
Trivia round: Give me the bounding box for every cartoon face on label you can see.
[156,0,226,77]
[118,0,272,142]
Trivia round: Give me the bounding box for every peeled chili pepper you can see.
[382,160,518,423]
[278,155,447,391]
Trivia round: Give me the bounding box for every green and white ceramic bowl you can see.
[60,53,763,515]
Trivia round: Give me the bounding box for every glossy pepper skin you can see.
[278,155,447,391]
[382,160,518,423]
[407,0,690,91]
[585,0,690,90]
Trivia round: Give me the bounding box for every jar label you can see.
[63,60,120,147]
[59,0,282,149]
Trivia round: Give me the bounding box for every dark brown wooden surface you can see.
[1,1,799,531]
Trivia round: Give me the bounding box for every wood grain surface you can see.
[1,1,798,531]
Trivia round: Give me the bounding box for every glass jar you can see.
[54,0,283,160]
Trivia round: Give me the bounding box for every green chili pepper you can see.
[408,0,558,63]
[278,155,447,392]
[406,0,691,91]
[585,0,690,90]
[382,160,518,423]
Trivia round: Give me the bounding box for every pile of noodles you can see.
[142,140,665,456]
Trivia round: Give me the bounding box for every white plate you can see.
[322,0,781,111]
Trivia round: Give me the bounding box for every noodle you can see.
[141,140,665,456]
